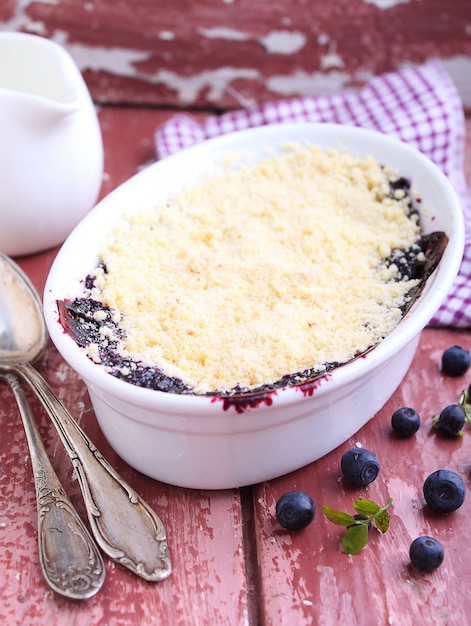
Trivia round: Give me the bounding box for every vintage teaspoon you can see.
[0,252,171,582]
[0,371,105,598]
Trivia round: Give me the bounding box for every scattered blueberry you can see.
[340,448,380,487]
[276,491,315,530]
[423,469,466,513]
[441,345,471,376]
[391,407,421,438]
[434,404,465,437]
[409,536,444,572]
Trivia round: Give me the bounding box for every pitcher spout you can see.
[0,32,83,114]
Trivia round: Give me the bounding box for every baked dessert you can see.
[58,143,447,397]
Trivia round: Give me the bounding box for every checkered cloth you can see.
[155,61,471,327]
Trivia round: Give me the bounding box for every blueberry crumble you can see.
[58,145,447,397]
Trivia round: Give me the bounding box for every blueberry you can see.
[276,491,315,530]
[409,536,444,572]
[434,404,465,437]
[423,469,466,513]
[340,448,380,486]
[391,407,421,438]
[441,345,471,376]
[390,176,411,191]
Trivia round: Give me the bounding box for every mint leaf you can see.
[322,505,357,526]
[342,524,369,555]
[353,498,380,516]
[374,510,390,533]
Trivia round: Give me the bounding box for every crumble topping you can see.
[65,144,432,395]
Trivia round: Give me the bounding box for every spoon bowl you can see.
[0,255,45,365]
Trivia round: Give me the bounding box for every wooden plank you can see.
[2,0,471,109]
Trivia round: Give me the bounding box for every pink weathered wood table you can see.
[2,0,471,111]
[1,108,470,626]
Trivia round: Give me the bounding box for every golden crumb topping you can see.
[88,145,421,394]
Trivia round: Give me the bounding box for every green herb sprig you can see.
[459,390,471,425]
[322,498,393,555]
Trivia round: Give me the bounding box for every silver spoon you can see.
[0,252,171,582]
[0,371,106,599]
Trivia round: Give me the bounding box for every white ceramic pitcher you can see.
[0,32,104,257]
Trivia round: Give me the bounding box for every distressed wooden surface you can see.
[1,0,471,110]
[253,327,471,626]
[0,108,470,625]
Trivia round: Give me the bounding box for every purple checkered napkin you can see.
[155,61,471,327]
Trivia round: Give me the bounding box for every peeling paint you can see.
[55,30,260,102]
[261,30,306,55]
[198,27,307,57]
[17,19,47,35]
[2,2,469,111]
[159,31,176,41]
[320,52,345,70]
[267,69,365,97]
[362,0,420,8]
[35,30,258,103]
[151,67,260,102]
[319,39,345,70]
[0,0,56,33]
[198,27,249,41]
[52,30,151,75]
[20,0,59,6]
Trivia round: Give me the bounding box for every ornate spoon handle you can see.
[17,363,171,582]
[1,372,105,599]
